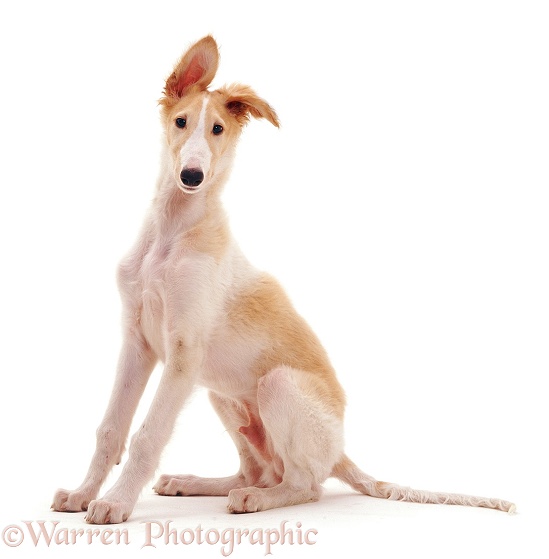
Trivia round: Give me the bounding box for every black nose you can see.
[180,168,204,187]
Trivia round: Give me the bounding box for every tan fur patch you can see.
[227,273,346,418]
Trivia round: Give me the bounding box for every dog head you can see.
[160,36,279,195]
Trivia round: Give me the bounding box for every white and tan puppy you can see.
[52,36,514,524]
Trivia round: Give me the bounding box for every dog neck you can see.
[152,161,231,245]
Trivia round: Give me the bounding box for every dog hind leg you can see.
[228,366,344,513]
[153,392,265,497]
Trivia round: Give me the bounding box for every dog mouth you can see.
[178,183,201,194]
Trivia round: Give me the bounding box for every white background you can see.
[0,1,547,557]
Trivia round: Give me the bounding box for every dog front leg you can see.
[85,344,201,524]
[52,333,157,513]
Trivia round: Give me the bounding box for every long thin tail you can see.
[331,454,516,513]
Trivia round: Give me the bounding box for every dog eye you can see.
[175,117,187,129]
[212,124,223,135]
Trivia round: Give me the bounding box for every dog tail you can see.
[331,454,516,513]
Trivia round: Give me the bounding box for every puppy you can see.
[53,36,514,524]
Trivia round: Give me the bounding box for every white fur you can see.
[178,97,212,193]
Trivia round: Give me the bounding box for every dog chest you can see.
[125,234,230,361]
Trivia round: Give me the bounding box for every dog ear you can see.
[163,35,219,99]
[220,84,280,128]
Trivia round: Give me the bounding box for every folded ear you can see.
[163,35,219,100]
[219,83,280,128]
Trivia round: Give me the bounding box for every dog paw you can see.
[153,474,196,496]
[227,487,264,513]
[85,499,131,524]
[52,488,93,512]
